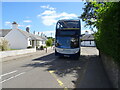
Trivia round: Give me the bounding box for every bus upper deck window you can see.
[57,23,64,29]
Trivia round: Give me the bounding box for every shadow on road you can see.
[22,53,89,77]
[22,52,112,88]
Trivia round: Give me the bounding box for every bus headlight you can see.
[73,48,79,53]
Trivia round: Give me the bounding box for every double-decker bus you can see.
[55,19,81,58]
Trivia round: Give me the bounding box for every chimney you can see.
[85,30,89,35]
[38,32,39,35]
[12,21,18,30]
[26,27,30,33]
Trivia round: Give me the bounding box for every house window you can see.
[42,41,44,44]
[30,41,32,45]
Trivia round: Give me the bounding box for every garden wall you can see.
[0,48,36,59]
[100,51,119,88]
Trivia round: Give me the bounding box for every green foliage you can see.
[46,39,53,46]
[47,37,55,42]
[0,38,9,51]
[43,46,47,48]
[80,2,100,30]
[81,2,120,65]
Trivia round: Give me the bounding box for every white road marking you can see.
[0,70,18,77]
[0,72,25,83]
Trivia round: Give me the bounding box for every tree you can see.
[47,37,55,43]
[45,39,53,46]
[80,2,106,32]
[80,2,120,64]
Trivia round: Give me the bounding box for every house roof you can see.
[81,34,94,41]
[18,29,44,40]
[0,28,47,41]
[0,29,12,37]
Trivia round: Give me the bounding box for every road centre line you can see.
[49,70,68,90]
[0,72,25,83]
[1,70,18,77]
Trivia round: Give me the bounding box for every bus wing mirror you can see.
[80,35,82,37]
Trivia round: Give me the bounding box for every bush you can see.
[45,39,53,46]
[27,46,32,49]
[43,46,47,48]
[40,45,44,50]
[0,38,9,51]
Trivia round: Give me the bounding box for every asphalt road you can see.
[1,47,112,88]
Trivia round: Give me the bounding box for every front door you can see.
[32,40,34,48]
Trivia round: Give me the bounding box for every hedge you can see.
[94,2,120,65]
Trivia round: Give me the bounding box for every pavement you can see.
[75,52,112,88]
[2,47,53,62]
[74,47,112,88]
[1,47,112,88]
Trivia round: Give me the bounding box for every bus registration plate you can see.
[64,55,70,57]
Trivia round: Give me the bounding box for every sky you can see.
[1,2,94,37]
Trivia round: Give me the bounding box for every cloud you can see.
[40,15,57,26]
[40,5,56,10]
[5,21,11,26]
[38,5,78,26]
[58,12,77,19]
[23,20,32,23]
[40,10,56,16]
[18,24,25,27]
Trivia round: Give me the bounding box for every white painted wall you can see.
[39,41,42,46]
[27,38,32,47]
[36,40,44,46]
[5,29,28,49]
[0,48,36,58]
[41,40,46,46]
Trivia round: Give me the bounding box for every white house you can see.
[5,22,47,49]
[81,34,96,47]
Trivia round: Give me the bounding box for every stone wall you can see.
[100,51,119,88]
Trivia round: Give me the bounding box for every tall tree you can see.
[80,2,106,32]
[81,2,120,64]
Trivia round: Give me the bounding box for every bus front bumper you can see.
[55,47,80,57]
